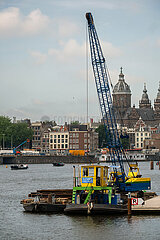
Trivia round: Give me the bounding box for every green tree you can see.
[70,121,80,125]
[0,116,12,148]
[95,124,110,148]
[120,137,130,149]
[0,116,33,149]
[8,123,33,148]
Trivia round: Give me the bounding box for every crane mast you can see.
[86,12,125,182]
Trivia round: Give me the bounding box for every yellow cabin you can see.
[80,165,109,187]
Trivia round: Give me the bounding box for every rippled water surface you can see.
[0,162,160,240]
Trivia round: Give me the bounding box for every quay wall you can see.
[2,155,97,165]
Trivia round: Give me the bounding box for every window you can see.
[76,133,79,137]
[137,138,139,142]
[50,139,53,143]
[65,135,68,138]
[83,168,88,176]
[84,139,87,143]
[50,144,53,149]
[54,135,56,138]
[73,139,75,143]
[89,167,94,176]
[65,144,68,148]
[141,133,143,136]
[58,139,60,143]
[137,133,139,136]
[62,144,64,148]
[70,139,72,143]
[62,135,64,138]
[141,138,143,142]
[76,139,79,143]
[62,139,64,143]
[145,133,147,136]
[141,143,143,147]
[54,144,56,148]
[73,133,75,137]
[137,143,139,147]
[58,135,60,138]
[65,139,68,143]
[58,144,60,149]
[84,133,87,138]
[54,139,56,143]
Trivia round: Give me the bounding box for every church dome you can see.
[113,68,131,95]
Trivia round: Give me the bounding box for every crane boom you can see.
[86,13,152,192]
[86,12,125,182]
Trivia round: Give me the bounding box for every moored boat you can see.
[52,162,64,167]
[11,164,28,170]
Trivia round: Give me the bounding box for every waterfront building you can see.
[49,126,69,155]
[134,118,151,149]
[31,122,43,151]
[69,124,98,151]
[41,130,50,153]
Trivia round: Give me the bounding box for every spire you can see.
[142,83,149,100]
[119,67,124,81]
[154,81,160,119]
[139,83,151,109]
[157,81,160,99]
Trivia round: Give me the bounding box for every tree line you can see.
[0,116,33,149]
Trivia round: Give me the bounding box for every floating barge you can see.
[21,189,72,213]
[21,164,160,215]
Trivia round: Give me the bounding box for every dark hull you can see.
[52,163,64,167]
[11,165,28,170]
[23,203,66,213]
[64,204,127,215]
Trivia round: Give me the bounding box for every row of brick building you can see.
[31,122,98,154]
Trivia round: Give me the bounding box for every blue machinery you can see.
[86,13,151,191]
[13,139,30,154]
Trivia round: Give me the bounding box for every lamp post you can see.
[11,135,13,149]
[2,134,5,149]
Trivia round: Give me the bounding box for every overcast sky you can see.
[0,0,160,124]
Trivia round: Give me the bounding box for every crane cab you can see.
[128,164,141,178]
[81,165,109,187]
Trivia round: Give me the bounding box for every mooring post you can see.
[78,165,80,186]
[73,166,76,187]
[150,161,154,170]
[128,192,132,215]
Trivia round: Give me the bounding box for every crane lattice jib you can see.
[86,13,125,178]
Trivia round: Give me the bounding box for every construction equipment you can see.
[86,12,150,192]
[13,139,30,154]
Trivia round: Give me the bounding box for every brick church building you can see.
[112,68,160,128]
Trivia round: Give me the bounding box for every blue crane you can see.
[13,139,30,154]
[86,12,151,191]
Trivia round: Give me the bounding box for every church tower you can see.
[113,67,131,118]
[139,83,151,109]
[154,82,160,119]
